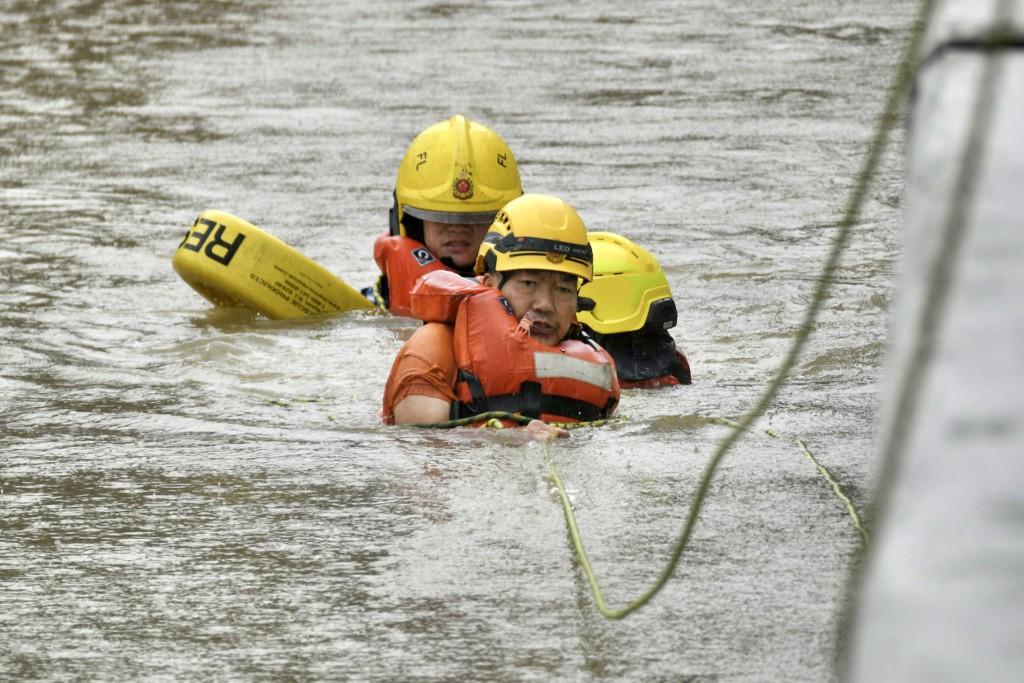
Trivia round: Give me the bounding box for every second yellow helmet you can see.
[576,232,678,335]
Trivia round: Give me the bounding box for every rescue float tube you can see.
[172,209,373,319]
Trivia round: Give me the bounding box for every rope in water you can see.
[413,0,935,620]
[540,416,872,620]
[416,409,870,618]
[714,418,871,547]
[549,0,934,620]
[412,411,611,431]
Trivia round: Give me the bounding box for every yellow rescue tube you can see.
[172,209,373,319]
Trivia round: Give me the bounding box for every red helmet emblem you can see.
[452,168,474,200]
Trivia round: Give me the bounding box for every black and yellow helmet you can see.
[576,232,678,335]
[390,115,523,242]
[475,194,593,283]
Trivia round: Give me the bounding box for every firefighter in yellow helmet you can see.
[365,115,523,317]
[577,233,691,387]
[381,194,619,437]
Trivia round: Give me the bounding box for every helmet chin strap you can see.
[388,191,401,237]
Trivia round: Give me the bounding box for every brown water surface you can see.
[1,2,914,680]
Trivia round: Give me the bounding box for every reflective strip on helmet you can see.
[533,352,613,391]
[503,251,592,269]
[482,248,592,282]
[482,230,504,245]
[494,234,593,262]
[403,205,498,225]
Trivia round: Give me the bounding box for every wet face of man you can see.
[484,269,579,346]
[422,220,491,269]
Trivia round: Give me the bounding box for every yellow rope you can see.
[545,443,622,618]
[543,415,870,619]
[793,437,871,548]
[412,411,616,430]
[540,0,934,619]
[716,419,871,547]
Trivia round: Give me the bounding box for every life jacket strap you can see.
[454,374,612,421]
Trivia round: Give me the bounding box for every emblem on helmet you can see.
[546,252,566,264]
[452,168,474,200]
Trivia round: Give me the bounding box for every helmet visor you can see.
[403,205,498,225]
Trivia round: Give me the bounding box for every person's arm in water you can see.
[394,396,566,442]
[382,322,458,425]
[392,394,451,424]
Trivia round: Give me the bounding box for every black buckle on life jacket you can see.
[518,382,542,418]
[453,369,488,419]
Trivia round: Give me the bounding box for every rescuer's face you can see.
[486,269,578,346]
[422,220,490,269]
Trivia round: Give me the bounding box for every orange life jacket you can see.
[408,269,488,323]
[373,234,452,317]
[411,271,691,391]
[450,289,620,423]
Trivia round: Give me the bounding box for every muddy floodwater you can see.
[1,1,916,680]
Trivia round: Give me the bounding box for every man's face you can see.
[484,269,579,346]
[422,220,490,268]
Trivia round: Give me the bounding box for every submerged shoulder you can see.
[411,321,454,344]
[401,322,456,367]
